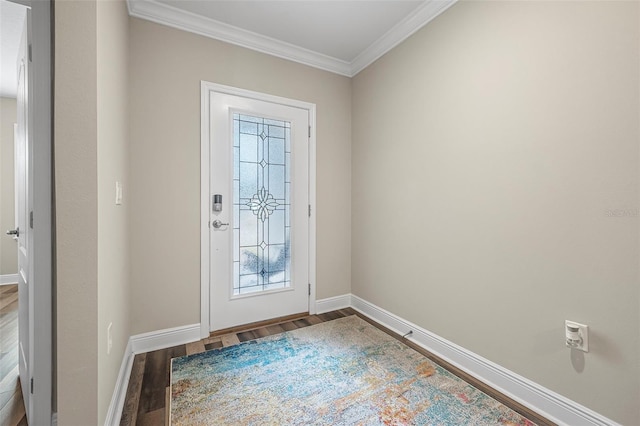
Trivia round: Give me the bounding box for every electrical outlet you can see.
[107,322,113,355]
[565,320,588,352]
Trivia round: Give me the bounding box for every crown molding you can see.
[126,0,457,77]
[127,0,352,76]
[350,0,457,76]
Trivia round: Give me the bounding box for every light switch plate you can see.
[107,322,113,354]
[115,181,123,205]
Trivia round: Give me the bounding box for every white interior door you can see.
[14,11,30,418]
[3,2,52,423]
[208,90,310,331]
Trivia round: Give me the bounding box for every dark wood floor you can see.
[120,308,553,426]
[0,284,27,426]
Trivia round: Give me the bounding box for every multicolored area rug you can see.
[170,316,536,425]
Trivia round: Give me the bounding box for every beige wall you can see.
[97,0,130,423]
[352,1,639,424]
[52,1,638,423]
[0,97,17,276]
[55,0,99,423]
[129,18,352,334]
[56,0,131,424]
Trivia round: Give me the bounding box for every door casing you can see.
[15,8,30,416]
[200,81,317,338]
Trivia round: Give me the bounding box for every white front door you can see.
[205,86,311,331]
[15,11,30,418]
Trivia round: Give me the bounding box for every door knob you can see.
[6,228,19,237]
[212,220,229,229]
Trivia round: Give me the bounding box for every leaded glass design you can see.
[233,113,291,295]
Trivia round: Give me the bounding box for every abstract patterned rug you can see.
[170,316,536,425]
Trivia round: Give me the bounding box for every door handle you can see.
[212,220,229,229]
[6,228,19,237]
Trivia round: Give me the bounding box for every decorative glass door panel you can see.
[206,85,311,332]
[233,114,291,296]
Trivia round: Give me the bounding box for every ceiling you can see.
[0,0,456,98]
[0,0,27,98]
[153,0,424,62]
[128,0,457,77]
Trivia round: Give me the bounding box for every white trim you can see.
[107,324,198,425]
[104,340,134,426]
[29,1,53,424]
[105,294,617,426]
[200,81,317,337]
[127,0,351,76]
[130,323,201,355]
[350,0,457,76]
[350,294,620,426]
[106,324,198,425]
[0,274,19,285]
[199,81,211,339]
[126,0,456,77]
[315,294,351,314]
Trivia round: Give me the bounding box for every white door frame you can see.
[200,81,317,339]
[8,0,53,423]
[30,0,53,422]
[16,5,30,417]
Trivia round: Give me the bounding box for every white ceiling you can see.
[128,0,457,76]
[0,0,27,98]
[0,0,456,97]
[155,0,424,62]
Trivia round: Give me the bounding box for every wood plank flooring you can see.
[120,308,553,426]
[0,284,27,426]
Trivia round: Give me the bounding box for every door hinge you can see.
[29,211,33,229]
[30,377,33,394]
[308,205,311,217]
[28,44,32,62]
[308,283,311,296]
[308,126,311,138]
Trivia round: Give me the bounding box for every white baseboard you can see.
[315,293,351,314]
[106,324,201,425]
[350,294,619,426]
[0,274,18,285]
[130,323,201,355]
[105,297,617,426]
[104,340,134,426]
